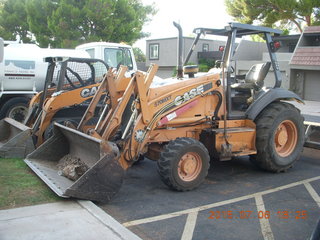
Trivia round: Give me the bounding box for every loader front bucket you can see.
[24,123,124,202]
[0,118,35,158]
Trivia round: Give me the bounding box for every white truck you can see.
[0,41,137,122]
[76,42,137,76]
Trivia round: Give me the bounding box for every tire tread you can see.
[157,137,210,191]
[250,101,304,172]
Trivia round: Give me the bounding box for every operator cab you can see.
[191,23,282,120]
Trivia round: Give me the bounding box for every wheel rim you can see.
[178,152,202,181]
[274,120,298,157]
[8,106,28,122]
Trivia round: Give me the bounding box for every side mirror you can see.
[0,38,3,63]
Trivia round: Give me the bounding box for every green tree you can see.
[47,0,86,47]
[225,0,320,33]
[0,0,31,42]
[47,0,155,48]
[133,47,146,62]
[0,0,155,48]
[315,8,320,25]
[25,0,58,47]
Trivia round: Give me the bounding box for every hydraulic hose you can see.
[211,90,222,121]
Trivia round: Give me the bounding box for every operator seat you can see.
[232,62,271,90]
[230,62,271,111]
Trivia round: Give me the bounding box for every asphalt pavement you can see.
[98,148,320,240]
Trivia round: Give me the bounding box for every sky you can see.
[133,0,234,52]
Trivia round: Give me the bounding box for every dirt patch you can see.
[57,154,88,181]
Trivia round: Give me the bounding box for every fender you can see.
[246,88,304,120]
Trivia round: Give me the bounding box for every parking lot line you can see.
[304,182,320,208]
[181,212,198,240]
[123,176,320,227]
[255,195,274,240]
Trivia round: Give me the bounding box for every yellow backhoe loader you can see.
[25,23,305,202]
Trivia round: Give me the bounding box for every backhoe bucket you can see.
[24,123,124,202]
[0,118,35,158]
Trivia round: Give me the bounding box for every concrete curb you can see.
[77,200,141,240]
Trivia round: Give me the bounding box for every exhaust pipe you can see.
[0,118,35,158]
[24,123,125,202]
[173,21,183,78]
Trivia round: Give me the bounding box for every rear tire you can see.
[0,97,29,122]
[157,137,210,191]
[250,102,304,172]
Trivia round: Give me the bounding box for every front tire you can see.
[157,138,210,191]
[250,102,304,172]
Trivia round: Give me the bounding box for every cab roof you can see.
[76,42,132,49]
[193,22,282,37]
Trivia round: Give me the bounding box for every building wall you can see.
[146,37,225,67]
[233,40,268,61]
[262,52,293,61]
[183,38,226,64]
[146,38,176,67]
[146,37,226,78]
[290,69,320,101]
[303,70,320,101]
[289,26,320,101]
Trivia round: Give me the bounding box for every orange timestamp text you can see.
[208,210,307,220]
